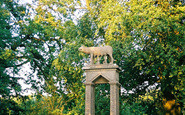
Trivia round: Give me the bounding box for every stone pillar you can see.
[110,82,120,115]
[85,83,95,115]
[83,64,120,115]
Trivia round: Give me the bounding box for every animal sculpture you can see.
[79,45,114,65]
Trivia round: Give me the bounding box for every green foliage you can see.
[0,0,31,114]
[1,0,185,114]
[121,102,148,115]
[0,97,24,115]
[21,94,66,115]
[86,0,185,114]
[95,84,110,115]
[0,0,13,97]
[0,0,23,97]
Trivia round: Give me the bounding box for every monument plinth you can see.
[79,45,120,115]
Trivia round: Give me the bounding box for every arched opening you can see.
[95,83,110,115]
[83,65,120,115]
[93,75,110,115]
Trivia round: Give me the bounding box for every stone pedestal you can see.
[84,83,95,115]
[110,82,120,115]
[83,64,120,115]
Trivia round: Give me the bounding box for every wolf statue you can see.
[79,45,114,65]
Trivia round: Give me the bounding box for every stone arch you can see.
[83,65,120,115]
[91,73,111,84]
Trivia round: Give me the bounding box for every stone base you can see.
[83,64,120,115]
[82,64,120,70]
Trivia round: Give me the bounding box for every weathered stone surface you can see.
[85,83,95,115]
[83,64,120,84]
[83,64,120,115]
[80,45,120,115]
[79,45,114,65]
[93,76,109,84]
[110,83,120,115]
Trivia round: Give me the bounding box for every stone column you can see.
[85,83,95,115]
[110,82,120,115]
[83,64,120,115]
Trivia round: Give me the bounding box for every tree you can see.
[1,0,184,114]
[0,0,28,114]
[22,0,184,114]
[11,0,91,113]
[0,0,26,98]
[87,0,185,114]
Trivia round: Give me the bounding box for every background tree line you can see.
[0,0,184,114]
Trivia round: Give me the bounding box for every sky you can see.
[19,0,32,4]
[16,0,35,95]
[12,0,156,97]
[16,0,86,96]
[16,0,132,96]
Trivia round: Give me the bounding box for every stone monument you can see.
[79,45,120,115]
